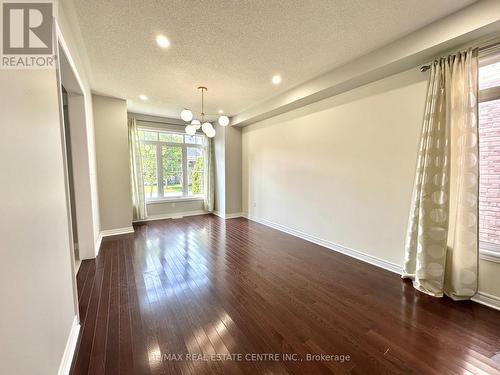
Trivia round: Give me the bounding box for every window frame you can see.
[138,127,207,203]
[478,49,500,262]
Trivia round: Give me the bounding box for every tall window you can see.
[479,48,500,259]
[138,128,206,201]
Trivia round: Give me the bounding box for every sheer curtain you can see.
[128,117,147,220]
[403,49,479,300]
[204,137,215,212]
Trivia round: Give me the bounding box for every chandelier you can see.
[180,86,229,138]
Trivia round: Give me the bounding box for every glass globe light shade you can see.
[181,109,193,122]
[206,128,216,138]
[201,122,213,133]
[185,125,196,136]
[190,119,201,129]
[218,115,230,127]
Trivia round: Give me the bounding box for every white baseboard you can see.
[479,249,500,264]
[87,226,134,259]
[244,213,402,274]
[90,214,500,312]
[94,232,103,257]
[243,214,500,311]
[226,212,244,219]
[213,211,244,219]
[100,226,135,237]
[134,210,207,223]
[472,291,500,311]
[213,210,225,219]
[57,316,80,375]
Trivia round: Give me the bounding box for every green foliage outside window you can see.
[139,130,205,197]
[162,146,182,185]
[191,157,204,194]
[140,144,157,196]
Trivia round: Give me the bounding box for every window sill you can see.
[146,196,205,205]
[480,250,500,264]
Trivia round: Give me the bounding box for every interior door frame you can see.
[54,20,91,321]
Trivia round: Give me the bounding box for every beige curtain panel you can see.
[128,117,147,220]
[403,49,479,300]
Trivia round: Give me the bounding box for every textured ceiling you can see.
[71,0,477,120]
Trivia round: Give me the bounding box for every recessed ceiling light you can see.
[272,74,282,85]
[218,109,224,114]
[139,94,148,101]
[156,35,170,48]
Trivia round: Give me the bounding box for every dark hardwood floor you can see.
[70,214,500,374]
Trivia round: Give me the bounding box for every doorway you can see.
[61,86,80,269]
[56,39,97,276]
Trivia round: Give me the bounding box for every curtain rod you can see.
[419,34,500,72]
[129,112,185,127]
[135,118,183,127]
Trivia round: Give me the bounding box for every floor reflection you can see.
[72,215,500,375]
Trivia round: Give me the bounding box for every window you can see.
[478,48,500,259]
[138,128,206,201]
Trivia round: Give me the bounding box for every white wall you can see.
[214,126,226,215]
[146,200,205,217]
[0,70,77,374]
[225,126,242,215]
[213,125,242,216]
[478,260,500,298]
[93,95,133,231]
[65,89,95,261]
[242,68,426,266]
[0,1,101,373]
[242,66,500,302]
